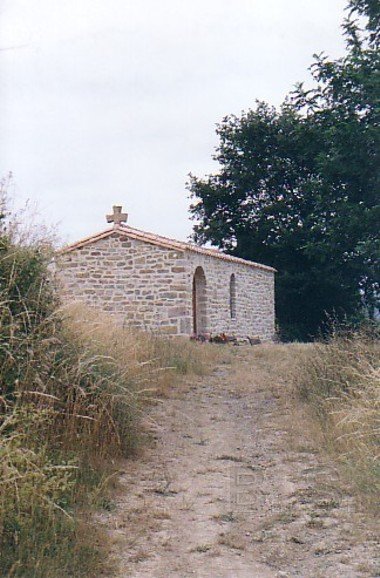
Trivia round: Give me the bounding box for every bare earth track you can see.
[104,345,379,578]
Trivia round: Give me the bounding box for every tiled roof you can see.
[59,225,276,273]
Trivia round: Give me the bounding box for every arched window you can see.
[229,274,237,319]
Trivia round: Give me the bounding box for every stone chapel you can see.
[57,206,276,340]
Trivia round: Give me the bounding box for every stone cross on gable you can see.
[107,205,128,226]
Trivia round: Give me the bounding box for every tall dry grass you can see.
[1,294,212,577]
[0,184,216,575]
[0,186,216,576]
[292,326,380,510]
[0,179,216,577]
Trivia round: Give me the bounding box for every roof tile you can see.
[58,225,276,273]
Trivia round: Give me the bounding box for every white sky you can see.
[1,0,346,244]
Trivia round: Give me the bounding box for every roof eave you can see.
[57,225,277,273]
[57,227,116,255]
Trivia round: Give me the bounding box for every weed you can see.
[216,454,244,462]
[191,544,212,553]
[213,511,236,523]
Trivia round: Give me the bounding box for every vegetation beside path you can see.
[0,206,211,577]
[292,326,380,513]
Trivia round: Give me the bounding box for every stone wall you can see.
[57,231,275,341]
[186,252,275,341]
[57,233,188,335]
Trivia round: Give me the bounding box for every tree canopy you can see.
[188,1,379,340]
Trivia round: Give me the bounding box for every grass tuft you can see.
[292,327,380,511]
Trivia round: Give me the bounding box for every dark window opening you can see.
[230,274,237,319]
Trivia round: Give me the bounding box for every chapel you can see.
[57,206,276,340]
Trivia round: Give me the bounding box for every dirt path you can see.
[105,345,379,578]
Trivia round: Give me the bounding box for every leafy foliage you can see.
[189,2,379,340]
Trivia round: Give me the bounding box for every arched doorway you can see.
[192,266,207,335]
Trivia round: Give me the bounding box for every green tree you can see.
[189,2,379,340]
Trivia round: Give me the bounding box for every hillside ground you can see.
[101,344,379,578]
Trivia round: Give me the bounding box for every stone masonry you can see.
[56,207,276,340]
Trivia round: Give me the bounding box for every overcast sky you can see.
[1,0,347,244]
